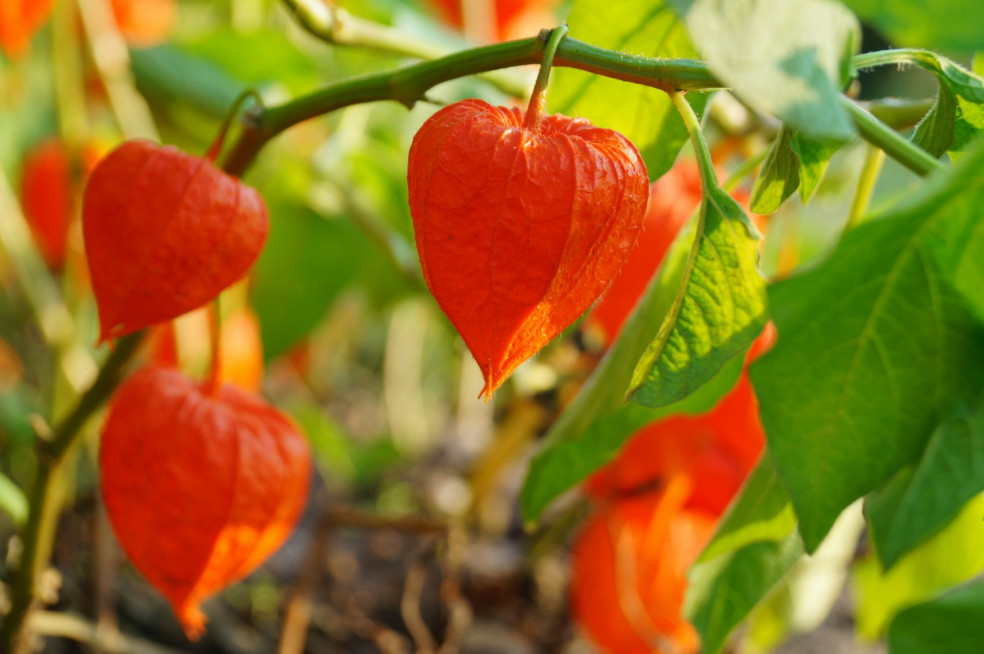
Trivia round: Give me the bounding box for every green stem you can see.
[851,48,947,73]
[222,36,721,176]
[524,25,569,130]
[670,91,718,192]
[840,96,943,177]
[843,145,886,235]
[206,89,263,162]
[0,333,144,652]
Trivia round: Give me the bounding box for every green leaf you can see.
[912,84,957,157]
[685,530,803,654]
[839,0,984,51]
[854,495,984,638]
[684,0,859,141]
[899,52,984,156]
[181,28,324,94]
[699,452,797,562]
[790,132,839,202]
[520,217,697,522]
[924,164,984,322]
[629,186,767,408]
[750,126,800,214]
[252,198,373,359]
[750,138,984,553]
[749,127,840,212]
[888,579,984,654]
[0,472,27,526]
[866,396,984,569]
[130,45,245,118]
[551,0,707,179]
[520,351,745,522]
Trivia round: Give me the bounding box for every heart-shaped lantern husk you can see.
[99,366,311,639]
[407,98,649,398]
[83,140,268,343]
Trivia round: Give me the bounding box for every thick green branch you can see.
[222,34,722,175]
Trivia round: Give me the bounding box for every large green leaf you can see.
[866,395,984,570]
[888,580,984,654]
[698,452,796,562]
[685,530,803,654]
[750,139,984,553]
[684,0,859,141]
[629,186,767,408]
[855,495,984,639]
[839,0,984,52]
[552,0,707,179]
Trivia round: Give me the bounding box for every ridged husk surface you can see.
[83,140,268,342]
[408,99,649,397]
[100,366,311,638]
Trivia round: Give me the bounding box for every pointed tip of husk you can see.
[178,602,208,641]
[478,370,507,403]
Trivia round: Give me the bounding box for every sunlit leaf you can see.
[855,496,984,639]
[888,579,984,654]
[750,125,799,214]
[896,52,984,156]
[629,186,767,408]
[552,0,707,179]
[686,529,803,654]
[519,216,697,522]
[866,394,984,569]
[751,138,984,552]
[791,132,840,202]
[699,452,796,562]
[839,0,984,51]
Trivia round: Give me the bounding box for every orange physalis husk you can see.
[20,139,73,270]
[83,140,268,343]
[571,326,775,653]
[149,305,265,392]
[428,0,559,42]
[100,366,311,639]
[407,99,649,398]
[585,325,775,510]
[571,476,715,654]
[109,0,176,46]
[0,0,55,58]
